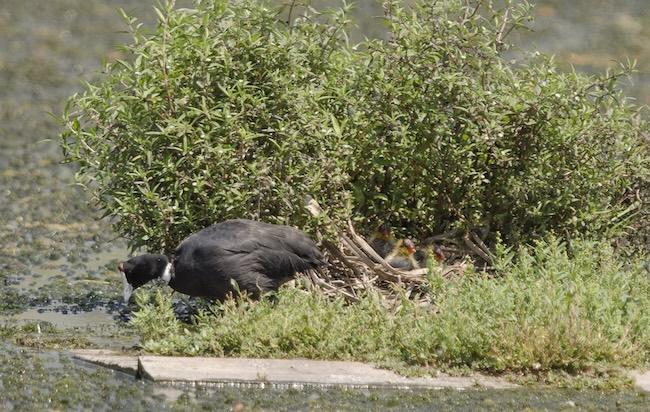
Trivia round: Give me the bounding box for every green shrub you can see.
[61,0,356,251]
[344,1,649,242]
[60,0,649,250]
[131,237,650,374]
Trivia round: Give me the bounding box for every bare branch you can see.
[465,0,483,21]
[287,0,297,30]
[495,6,511,46]
[471,231,495,260]
[463,233,493,264]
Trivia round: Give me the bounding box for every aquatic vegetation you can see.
[1,345,647,410]
[0,322,96,349]
[0,289,30,315]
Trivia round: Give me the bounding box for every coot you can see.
[118,219,325,302]
[368,223,395,258]
[385,238,419,270]
[414,244,445,267]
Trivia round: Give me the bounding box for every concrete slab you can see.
[630,370,650,392]
[69,351,650,392]
[137,356,517,389]
[72,349,139,375]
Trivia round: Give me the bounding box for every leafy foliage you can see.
[61,0,356,251]
[344,1,649,242]
[60,0,649,251]
[132,238,650,375]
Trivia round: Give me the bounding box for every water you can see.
[1,0,649,409]
[8,308,115,328]
[1,345,649,411]
[514,0,650,105]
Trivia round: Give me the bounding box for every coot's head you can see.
[393,238,416,257]
[118,254,169,303]
[402,238,417,256]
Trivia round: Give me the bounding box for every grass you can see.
[131,237,650,386]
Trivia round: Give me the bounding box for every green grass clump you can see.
[399,238,650,372]
[132,238,650,376]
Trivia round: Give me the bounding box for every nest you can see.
[303,199,494,305]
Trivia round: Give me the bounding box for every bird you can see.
[385,238,419,270]
[368,223,396,258]
[118,219,325,303]
[414,243,445,268]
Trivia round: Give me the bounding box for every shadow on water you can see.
[1,0,649,409]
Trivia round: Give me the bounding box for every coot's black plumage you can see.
[118,219,325,302]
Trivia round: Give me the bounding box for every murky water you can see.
[515,0,650,105]
[0,345,648,411]
[8,308,115,328]
[1,0,649,409]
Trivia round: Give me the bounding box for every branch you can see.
[471,231,495,261]
[323,240,364,278]
[463,233,493,264]
[159,11,176,116]
[465,0,483,21]
[287,0,297,30]
[308,270,359,303]
[495,7,511,46]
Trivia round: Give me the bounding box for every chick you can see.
[385,238,419,270]
[368,223,395,258]
[414,243,445,268]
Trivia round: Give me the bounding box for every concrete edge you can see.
[134,378,471,390]
[72,349,139,376]
[70,351,519,390]
[136,356,152,381]
[70,351,650,392]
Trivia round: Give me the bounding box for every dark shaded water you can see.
[1,0,649,409]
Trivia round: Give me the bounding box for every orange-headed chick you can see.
[385,238,419,270]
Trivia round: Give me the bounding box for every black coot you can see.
[118,219,325,302]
